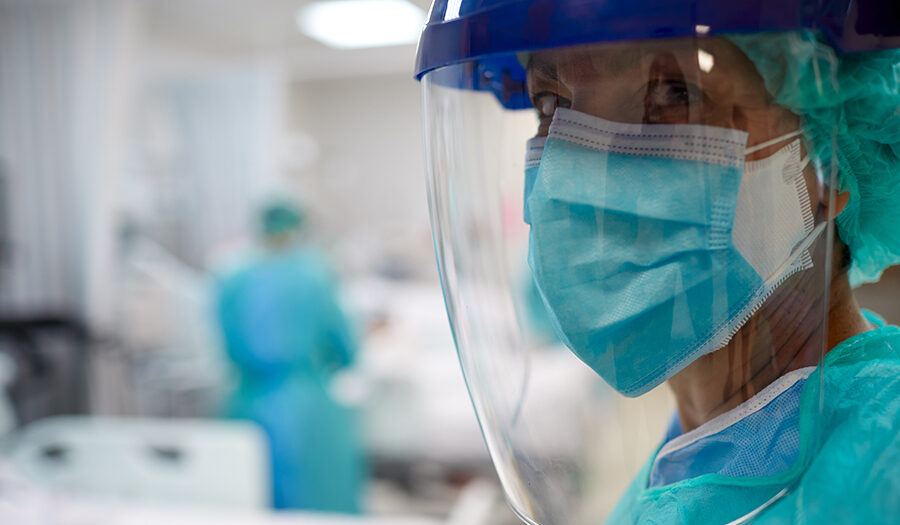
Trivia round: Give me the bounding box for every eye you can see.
[642,79,704,124]
[531,91,572,120]
[644,80,702,108]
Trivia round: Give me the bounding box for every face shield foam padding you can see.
[727,31,900,285]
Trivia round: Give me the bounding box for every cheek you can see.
[797,140,829,222]
[700,102,741,129]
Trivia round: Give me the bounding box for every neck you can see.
[266,233,295,251]
[668,269,872,433]
[826,274,873,349]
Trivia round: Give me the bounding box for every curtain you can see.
[134,65,284,268]
[0,0,137,328]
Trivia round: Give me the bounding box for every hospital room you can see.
[1,0,899,524]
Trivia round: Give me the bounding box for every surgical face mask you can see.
[525,107,823,397]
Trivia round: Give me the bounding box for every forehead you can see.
[526,37,758,83]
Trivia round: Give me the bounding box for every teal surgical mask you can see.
[525,107,823,397]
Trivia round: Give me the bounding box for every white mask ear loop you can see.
[744,129,805,155]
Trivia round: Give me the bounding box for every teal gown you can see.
[216,248,364,512]
[609,315,900,524]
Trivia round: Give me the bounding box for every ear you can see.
[831,190,851,218]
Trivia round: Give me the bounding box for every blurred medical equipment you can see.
[445,478,500,525]
[4,416,270,509]
[0,315,92,425]
[112,226,227,418]
[0,453,449,525]
[342,279,615,494]
[0,352,16,436]
[0,416,503,525]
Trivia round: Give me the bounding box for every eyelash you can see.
[644,80,703,107]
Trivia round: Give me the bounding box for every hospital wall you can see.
[288,73,435,279]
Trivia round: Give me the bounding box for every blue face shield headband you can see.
[525,108,824,397]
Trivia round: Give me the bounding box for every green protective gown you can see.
[216,248,364,512]
[609,319,900,524]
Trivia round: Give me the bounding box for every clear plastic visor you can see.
[423,34,840,525]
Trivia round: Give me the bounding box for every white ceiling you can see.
[142,0,431,80]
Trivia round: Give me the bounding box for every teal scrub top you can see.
[609,320,900,524]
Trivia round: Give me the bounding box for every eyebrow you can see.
[527,47,662,81]
[594,48,646,75]
[526,55,559,81]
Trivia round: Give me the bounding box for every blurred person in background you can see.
[215,199,364,512]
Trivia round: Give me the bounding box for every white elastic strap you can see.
[744,129,805,155]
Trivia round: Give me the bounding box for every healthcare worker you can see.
[216,200,364,512]
[415,1,900,523]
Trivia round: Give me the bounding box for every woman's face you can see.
[525,37,801,161]
[524,37,832,416]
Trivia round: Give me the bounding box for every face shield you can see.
[417,1,899,523]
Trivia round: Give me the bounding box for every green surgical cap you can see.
[261,200,304,237]
[728,31,900,285]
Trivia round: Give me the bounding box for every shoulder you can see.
[294,249,342,288]
[823,326,900,467]
[824,326,900,425]
[764,327,900,523]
